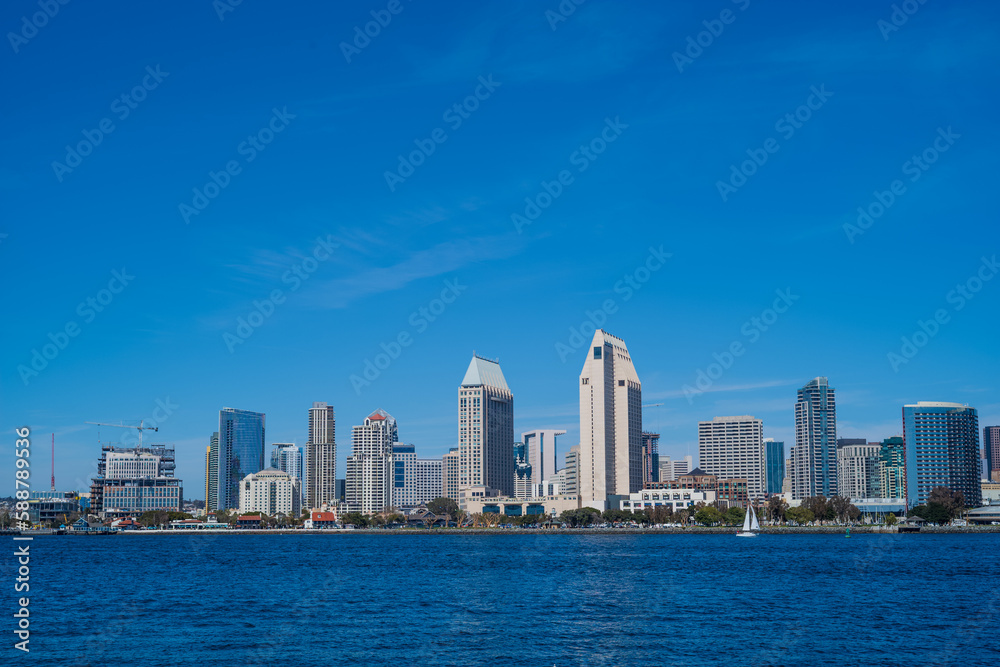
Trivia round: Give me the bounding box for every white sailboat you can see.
[736,503,760,537]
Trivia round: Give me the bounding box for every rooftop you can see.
[461,354,510,392]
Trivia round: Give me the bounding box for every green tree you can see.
[884,512,898,526]
[723,506,745,526]
[694,506,723,526]
[785,506,815,525]
[928,487,965,519]
[341,512,370,528]
[802,496,830,523]
[767,496,788,523]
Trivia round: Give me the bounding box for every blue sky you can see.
[3,1,999,497]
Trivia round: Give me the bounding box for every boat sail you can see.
[737,503,760,537]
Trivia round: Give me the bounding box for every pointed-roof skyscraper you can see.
[458,354,514,497]
[579,330,642,507]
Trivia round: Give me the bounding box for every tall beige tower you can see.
[579,330,642,507]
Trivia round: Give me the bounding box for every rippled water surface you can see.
[20,532,1000,666]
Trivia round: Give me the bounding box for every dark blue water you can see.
[12,533,999,666]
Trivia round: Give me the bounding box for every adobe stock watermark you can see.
[681,288,799,402]
[716,84,833,202]
[877,0,930,41]
[7,0,70,54]
[512,116,628,234]
[555,246,670,362]
[17,268,134,386]
[51,65,169,182]
[213,0,243,21]
[384,75,501,192]
[672,0,751,73]
[545,0,586,31]
[179,107,295,224]
[116,397,180,448]
[223,235,339,353]
[887,255,997,372]
[340,0,413,62]
[843,127,959,243]
[351,278,467,394]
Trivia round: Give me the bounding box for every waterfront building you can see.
[205,432,219,511]
[877,436,906,499]
[903,402,981,507]
[305,402,337,509]
[837,443,880,499]
[442,447,460,499]
[239,468,301,517]
[93,443,182,519]
[764,439,784,494]
[641,432,660,484]
[522,429,566,487]
[346,409,397,514]
[563,445,580,495]
[271,443,303,505]
[621,488,714,512]
[790,377,838,499]
[462,491,579,518]
[391,444,443,508]
[985,426,1000,482]
[698,416,765,498]
[217,408,266,510]
[458,354,515,499]
[643,468,748,508]
[579,330,643,507]
[27,491,81,525]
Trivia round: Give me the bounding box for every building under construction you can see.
[90,443,183,519]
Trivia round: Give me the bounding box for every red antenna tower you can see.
[51,433,55,492]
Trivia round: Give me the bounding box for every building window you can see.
[593,347,602,359]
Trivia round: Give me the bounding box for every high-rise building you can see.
[579,330,642,506]
[790,377,837,500]
[239,468,301,517]
[698,416,766,499]
[878,436,906,499]
[205,432,219,510]
[346,409,397,514]
[522,429,565,486]
[513,442,533,499]
[217,408,266,510]
[93,442,181,519]
[458,355,514,497]
[837,438,866,450]
[391,444,443,508]
[837,443,880,499]
[563,445,580,495]
[903,402,981,507]
[305,402,337,509]
[764,439,784,495]
[672,456,693,479]
[271,444,303,481]
[641,432,660,485]
[442,448,460,499]
[984,426,1000,482]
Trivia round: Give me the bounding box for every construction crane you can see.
[85,420,159,448]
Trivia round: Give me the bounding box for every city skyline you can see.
[4,2,999,496]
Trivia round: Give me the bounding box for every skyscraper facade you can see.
[458,355,514,496]
[579,330,643,506]
[563,445,579,495]
[790,377,837,500]
[878,436,906,499]
[442,447,460,499]
[984,426,1000,482]
[837,443,880,499]
[217,408,266,510]
[698,416,766,498]
[391,444,443,508]
[346,409,397,514]
[522,429,565,486]
[305,402,336,509]
[903,402,981,507]
[764,439,784,495]
[205,431,219,510]
[641,432,660,485]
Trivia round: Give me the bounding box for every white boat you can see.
[737,503,760,537]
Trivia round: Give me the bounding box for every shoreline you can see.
[45,525,1000,536]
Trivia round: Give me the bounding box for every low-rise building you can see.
[310,510,339,529]
[621,489,714,512]
[463,493,579,518]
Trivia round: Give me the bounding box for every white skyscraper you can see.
[790,377,838,500]
[837,443,880,499]
[522,429,566,486]
[698,416,766,498]
[579,330,642,507]
[391,444,443,508]
[458,355,514,497]
[305,402,336,509]
[346,409,397,514]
